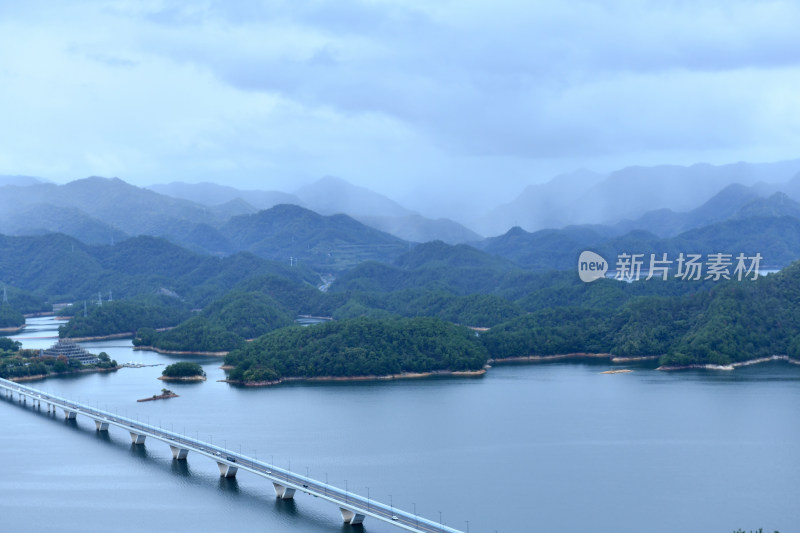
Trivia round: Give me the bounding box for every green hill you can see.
[0,233,322,306]
[224,316,488,383]
[220,204,408,270]
[482,261,800,367]
[332,240,519,294]
[481,215,800,271]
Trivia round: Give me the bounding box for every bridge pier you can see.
[129,432,146,444]
[217,462,238,478]
[95,420,109,431]
[272,483,296,499]
[339,507,366,525]
[170,445,189,460]
[63,409,77,419]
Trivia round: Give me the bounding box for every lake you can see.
[2,317,798,533]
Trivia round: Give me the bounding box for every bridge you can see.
[0,377,464,533]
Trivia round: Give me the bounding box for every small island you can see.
[137,388,179,402]
[159,361,207,381]
[0,337,119,381]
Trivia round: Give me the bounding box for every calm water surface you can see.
[2,317,799,533]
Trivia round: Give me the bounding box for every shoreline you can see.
[134,346,228,357]
[0,325,25,334]
[158,375,207,382]
[657,354,800,371]
[488,353,660,364]
[7,366,121,382]
[220,368,488,387]
[488,352,800,372]
[23,311,55,318]
[64,332,134,342]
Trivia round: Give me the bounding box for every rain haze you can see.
[2,0,800,228]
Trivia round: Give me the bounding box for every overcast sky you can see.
[1,0,799,213]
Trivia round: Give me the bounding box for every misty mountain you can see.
[477,169,604,235]
[480,225,617,270]
[478,159,800,236]
[148,181,301,210]
[483,214,800,271]
[355,214,482,244]
[220,204,408,270]
[733,192,800,220]
[0,174,48,187]
[148,177,478,243]
[613,183,761,237]
[0,177,220,237]
[0,203,128,245]
[295,176,414,218]
[750,171,800,203]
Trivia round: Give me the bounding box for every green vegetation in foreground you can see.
[161,361,205,378]
[59,296,191,338]
[224,317,488,383]
[0,339,118,379]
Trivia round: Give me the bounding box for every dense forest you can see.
[162,361,205,378]
[482,261,800,367]
[224,317,488,383]
[2,229,799,371]
[58,296,191,338]
[0,304,25,329]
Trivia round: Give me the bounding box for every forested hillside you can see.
[224,317,488,383]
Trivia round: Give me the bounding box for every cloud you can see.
[126,0,800,157]
[0,0,799,204]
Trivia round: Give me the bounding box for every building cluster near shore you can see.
[40,339,100,365]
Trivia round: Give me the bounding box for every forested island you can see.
[223,317,488,384]
[160,361,206,381]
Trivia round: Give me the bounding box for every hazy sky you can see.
[2,0,799,213]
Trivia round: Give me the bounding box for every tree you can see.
[162,361,205,378]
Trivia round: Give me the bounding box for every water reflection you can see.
[128,443,150,460]
[170,459,191,477]
[217,476,240,494]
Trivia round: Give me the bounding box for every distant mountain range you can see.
[476,159,800,235]
[148,181,300,211]
[479,188,800,270]
[4,157,800,274]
